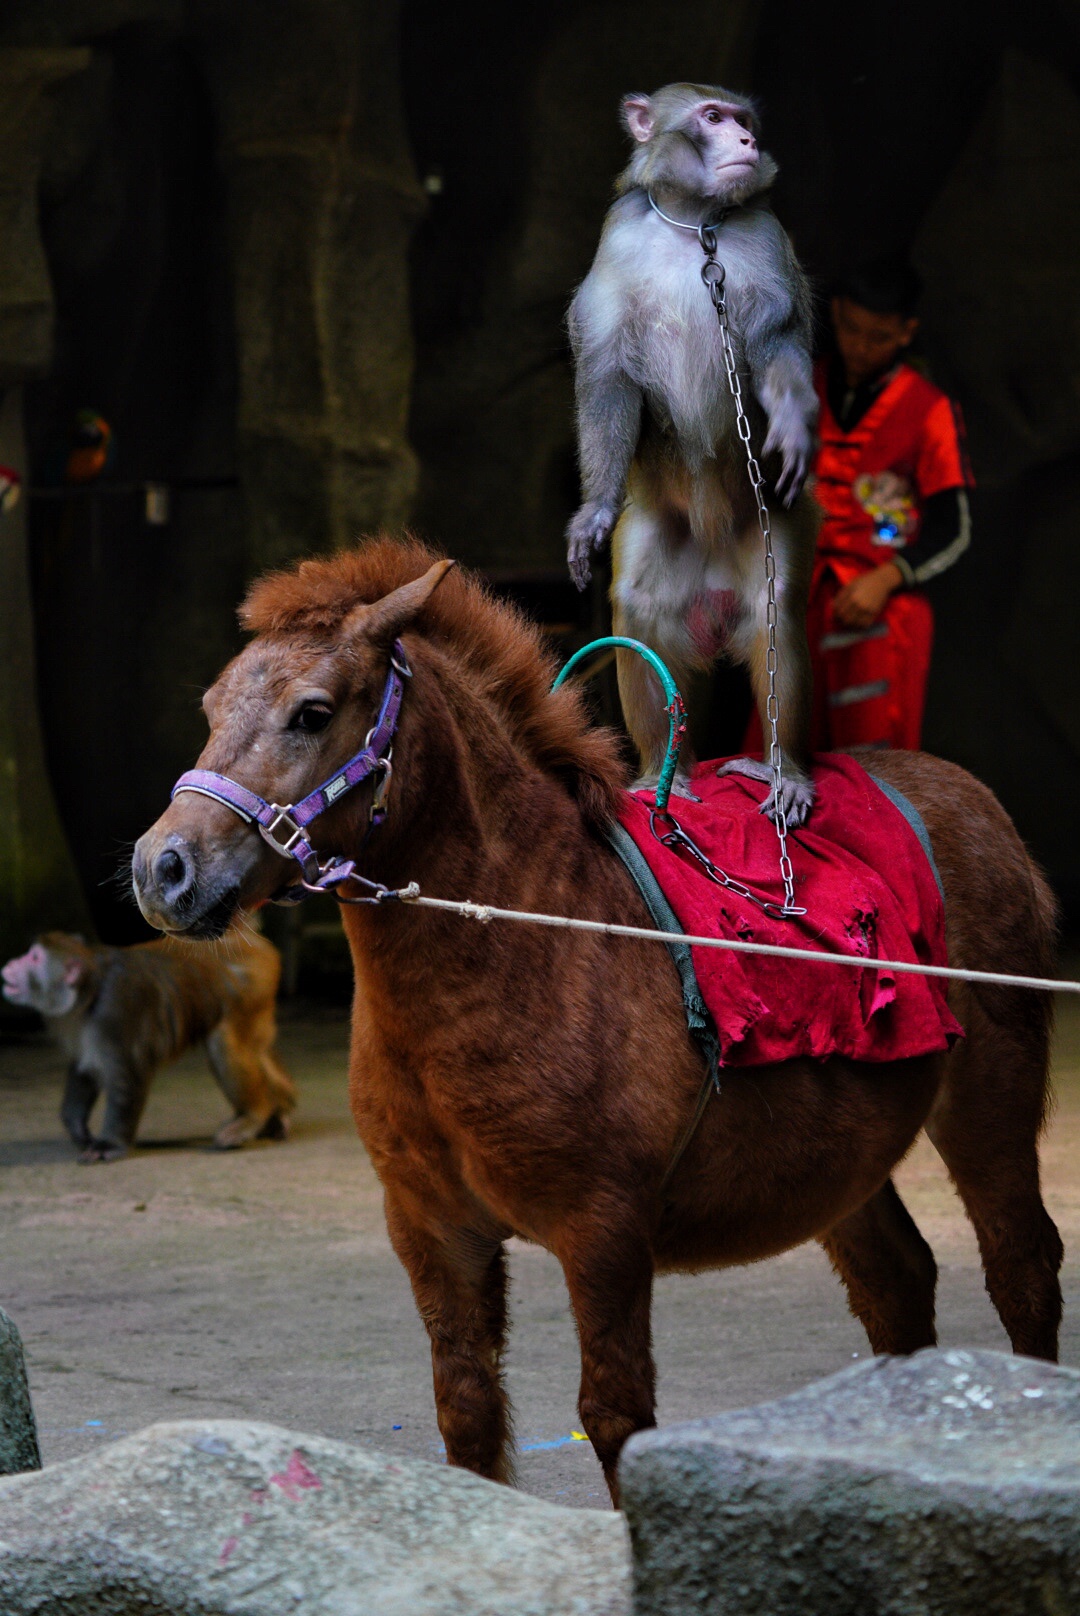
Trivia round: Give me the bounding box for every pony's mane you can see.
[240,535,630,826]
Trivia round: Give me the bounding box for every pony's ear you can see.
[344,558,456,650]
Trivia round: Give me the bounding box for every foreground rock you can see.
[621,1348,1080,1615]
[0,1308,39,1476]
[0,1419,628,1615]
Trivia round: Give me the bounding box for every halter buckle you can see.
[259,804,305,857]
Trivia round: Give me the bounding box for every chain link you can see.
[650,810,799,921]
[699,224,802,918]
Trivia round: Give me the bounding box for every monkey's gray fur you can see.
[566,82,819,819]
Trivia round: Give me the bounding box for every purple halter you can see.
[170,641,411,904]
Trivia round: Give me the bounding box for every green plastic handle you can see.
[552,636,687,812]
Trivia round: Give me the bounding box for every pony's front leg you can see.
[559,1220,656,1505]
[384,1190,514,1483]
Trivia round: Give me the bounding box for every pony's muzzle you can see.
[133,797,271,937]
[132,833,198,928]
[152,844,195,905]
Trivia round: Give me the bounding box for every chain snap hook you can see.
[369,753,394,822]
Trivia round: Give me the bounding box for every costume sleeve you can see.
[893,487,972,587]
[915,395,974,500]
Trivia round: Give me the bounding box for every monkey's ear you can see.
[343,559,456,651]
[621,95,655,143]
[62,954,86,988]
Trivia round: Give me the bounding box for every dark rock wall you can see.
[0,1,421,942]
[0,46,96,958]
[1,0,1079,940]
[192,0,422,570]
[22,22,245,936]
[916,47,1080,905]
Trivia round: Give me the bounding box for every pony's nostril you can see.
[153,847,191,899]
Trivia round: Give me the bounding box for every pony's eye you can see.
[291,703,333,734]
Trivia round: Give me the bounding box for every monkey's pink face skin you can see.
[692,102,759,181]
[1,944,80,1017]
[625,96,759,186]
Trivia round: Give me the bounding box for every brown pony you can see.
[133,537,1063,1503]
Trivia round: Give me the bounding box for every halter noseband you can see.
[170,641,411,905]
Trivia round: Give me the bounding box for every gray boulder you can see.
[0,1418,629,1615]
[620,1348,1080,1616]
[0,1308,39,1476]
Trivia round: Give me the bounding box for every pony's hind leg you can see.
[927,997,1063,1361]
[384,1191,514,1482]
[820,1178,938,1354]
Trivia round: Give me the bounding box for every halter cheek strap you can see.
[170,641,411,901]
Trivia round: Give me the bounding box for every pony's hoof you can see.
[718,757,815,826]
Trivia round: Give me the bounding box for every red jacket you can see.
[812,361,973,577]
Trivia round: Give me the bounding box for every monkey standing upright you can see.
[567,82,819,821]
[1,928,296,1161]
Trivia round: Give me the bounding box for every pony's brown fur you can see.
[240,536,629,829]
[135,537,1064,1506]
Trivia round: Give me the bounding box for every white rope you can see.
[394,888,1080,996]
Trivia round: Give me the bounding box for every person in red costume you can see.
[804,257,973,750]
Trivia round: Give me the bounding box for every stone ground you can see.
[1,969,1078,1510]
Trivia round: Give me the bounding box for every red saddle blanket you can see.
[617,754,963,1068]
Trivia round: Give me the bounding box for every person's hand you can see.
[831,562,904,630]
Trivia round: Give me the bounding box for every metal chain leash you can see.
[649,808,801,922]
[698,221,801,918]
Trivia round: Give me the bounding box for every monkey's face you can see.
[1,941,83,1018]
[683,99,760,190]
[621,85,772,206]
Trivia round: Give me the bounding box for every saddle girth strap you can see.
[604,820,722,1200]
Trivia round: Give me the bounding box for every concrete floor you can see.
[2,980,1078,1510]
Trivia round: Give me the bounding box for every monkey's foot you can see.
[718,757,815,827]
[256,1111,291,1142]
[213,1111,290,1150]
[78,1139,128,1164]
[632,771,701,803]
[212,1115,260,1150]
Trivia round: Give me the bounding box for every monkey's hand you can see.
[762,401,813,508]
[718,756,816,827]
[567,502,618,590]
